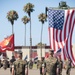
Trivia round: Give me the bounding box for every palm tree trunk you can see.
[12,24,14,34]
[12,24,14,56]
[40,23,43,58]
[30,13,32,60]
[24,24,26,46]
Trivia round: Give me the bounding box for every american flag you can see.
[48,9,75,65]
[54,48,61,56]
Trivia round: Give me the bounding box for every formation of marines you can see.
[37,50,72,75]
[0,49,72,75]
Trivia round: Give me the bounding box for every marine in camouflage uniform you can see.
[11,50,27,75]
[29,59,33,69]
[37,60,41,69]
[41,57,46,75]
[64,58,71,75]
[45,50,59,75]
[39,59,43,75]
[57,56,63,75]
[37,57,46,75]
[10,56,16,73]
[3,57,8,70]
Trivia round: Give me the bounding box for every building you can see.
[6,45,75,61]
[6,45,50,61]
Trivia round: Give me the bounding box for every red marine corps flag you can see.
[48,9,75,65]
[0,34,14,52]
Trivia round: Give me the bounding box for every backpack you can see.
[14,60,25,75]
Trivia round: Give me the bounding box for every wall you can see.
[6,45,75,61]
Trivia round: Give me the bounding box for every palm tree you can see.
[7,10,18,56]
[23,3,34,59]
[38,13,47,57]
[22,16,30,46]
[7,10,19,34]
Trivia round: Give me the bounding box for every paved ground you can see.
[0,68,75,75]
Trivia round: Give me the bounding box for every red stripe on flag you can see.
[64,10,70,59]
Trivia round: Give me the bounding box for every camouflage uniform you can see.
[10,56,16,73]
[46,56,59,75]
[12,50,27,75]
[65,59,71,75]
[37,59,46,75]
[29,60,33,69]
[42,60,46,75]
[37,60,41,69]
[3,58,8,70]
[58,60,63,75]
[37,57,46,75]
[13,59,27,75]
[40,60,43,75]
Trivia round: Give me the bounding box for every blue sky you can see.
[0,0,75,46]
